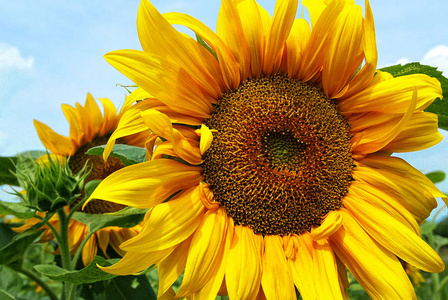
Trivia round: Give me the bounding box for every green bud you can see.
[14,154,89,212]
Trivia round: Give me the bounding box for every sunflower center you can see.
[202,74,353,236]
[69,135,126,214]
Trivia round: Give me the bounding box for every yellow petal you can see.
[329,209,417,300]
[188,215,234,300]
[97,97,118,137]
[137,0,223,98]
[85,159,202,209]
[103,106,148,161]
[177,207,228,298]
[140,109,202,164]
[157,235,193,297]
[82,235,97,266]
[383,112,443,153]
[232,0,264,77]
[158,287,176,300]
[360,154,447,207]
[351,86,417,155]
[288,234,317,299]
[120,186,205,252]
[122,87,152,110]
[322,4,363,98]
[163,12,240,90]
[342,0,378,99]
[298,0,345,82]
[198,124,214,155]
[282,18,311,78]
[262,0,299,75]
[61,104,82,147]
[84,93,103,138]
[339,74,442,114]
[99,248,173,275]
[104,50,213,118]
[311,210,343,240]
[96,229,111,258]
[352,163,437,223]
[226,226,262,300]
[344,194,444,273]
[33,119,75,155]
[217,0,251,80]
[261,235,295,300]
[302,0,328,28]
[312,238,346,299]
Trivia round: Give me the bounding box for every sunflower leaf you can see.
[79,273,157,300]
[0,201,35,219]
[72,211,145,233]
[0,265,23,300]
[106,206,149,216]
[0,230,42,266]
[34,256,119,284]
[86,144,146,166]
[426,171,446,184]
[0,157,18,186]
[379,62,448,131]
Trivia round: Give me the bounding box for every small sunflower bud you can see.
[15,154,89,212]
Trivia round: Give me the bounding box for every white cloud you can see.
[0,43,34,71]
[422,45,448,75]
[395,57,410,65]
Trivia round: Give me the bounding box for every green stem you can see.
[57,209,76,300]
[438,274,448,293]
[66,197,86,222]
[14,266,59,300]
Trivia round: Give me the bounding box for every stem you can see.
[66,197,86,222]
[438,274,448,293]
[57,209,76,300]
[14,266,59,300]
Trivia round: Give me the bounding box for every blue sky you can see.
[1,0,447,213]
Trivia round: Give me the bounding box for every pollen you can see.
[202,74,353,235]
[69,135,126,214]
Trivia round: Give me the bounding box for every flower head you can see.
[89,0,446,298]
[15,94,149,265]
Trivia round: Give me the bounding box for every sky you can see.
[0,0,447,216]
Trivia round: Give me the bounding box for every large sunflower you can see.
[15,93,149,266]
[87,0,446,298]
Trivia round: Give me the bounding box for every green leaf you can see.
[0,230,42,266]
[84,180,102,200]
[426,171,446,184]
[420,221,437,235]
[80,274,157,300]
[72,211,145,233]
[86,145,146,166]
[106,206,149,216]
[0,200,35,219]
[0,157,18,186]
[379,62,448,130]
[34,256,119,284]
[0,265,23,300]
[0,223,17,248]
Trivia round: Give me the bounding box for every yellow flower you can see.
[88,0,446,299]
[15,94,149,266]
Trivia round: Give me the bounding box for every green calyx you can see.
[14,154,90,212]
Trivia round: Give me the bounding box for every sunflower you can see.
[87,0,446,298]
[15,93,149,266]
